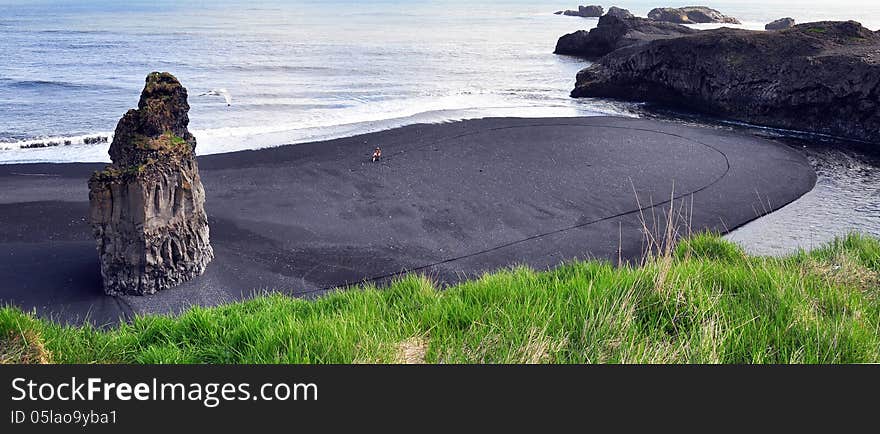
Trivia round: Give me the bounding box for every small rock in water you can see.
[88,72,214,296]
[560,5,604,18]
[648,6,740,24]
[766,17,796,31]
[83,136,109,145]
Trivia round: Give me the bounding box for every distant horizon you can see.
[1,0,879,20]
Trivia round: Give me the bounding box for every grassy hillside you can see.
[2,233,879,364]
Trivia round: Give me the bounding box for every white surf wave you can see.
[0,99,631,164]
[0,132,114,152]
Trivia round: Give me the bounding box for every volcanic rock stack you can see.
[88,72,213,296]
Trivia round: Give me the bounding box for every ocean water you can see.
[725,137,880,255]
[2,0,880,163]
[1,0,878,254]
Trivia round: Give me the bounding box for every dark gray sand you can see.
[0,117,816,325]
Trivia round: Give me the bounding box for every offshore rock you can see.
[555,14,696,57]
[88,72,213,296]
[559,5,604,18]
[765,17,796,31]
[647,6,740,24]
[571,21,880,143]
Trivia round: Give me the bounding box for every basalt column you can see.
[88,72,213,295]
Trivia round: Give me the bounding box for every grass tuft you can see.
[0,330,52,364]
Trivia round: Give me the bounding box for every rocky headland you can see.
[647,6,740,24]
[555,13,696,57]
[88,72,213,296]
[570,21,880,143]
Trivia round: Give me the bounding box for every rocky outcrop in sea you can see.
[647,6,740,24]
[88,72,213,296]
[571,21,880,143]
[765,18,796,31]
[555,14,696,57]
[556,5,604,18]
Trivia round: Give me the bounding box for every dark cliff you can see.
[571,21,880,143]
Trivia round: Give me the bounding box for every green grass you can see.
[2,233,879,364]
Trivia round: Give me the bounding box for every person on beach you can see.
[372,146,382,162]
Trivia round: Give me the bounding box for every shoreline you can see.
[0,116,816,326]
[0,107,636,165]
[6,106,878,167]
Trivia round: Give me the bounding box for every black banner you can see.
[1,365,876,432]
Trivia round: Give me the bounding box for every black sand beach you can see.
[0,117,816,325]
